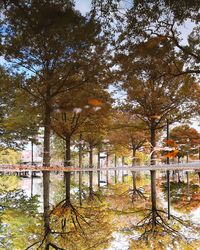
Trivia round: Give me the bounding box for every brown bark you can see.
[132,171,137,190]
[132,149,136,190]
[151,170,157,227]
[114,154,117,184]
[64,136,71,203]
[89,146,93,199]
[43,101,51,248]
[122,156,125,182]
[198,172,200,186]
[150,123,157,227]
[97,150,101,188]
[78,134,83,206]
[106,152,109,185]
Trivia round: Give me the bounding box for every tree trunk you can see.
[31,140,34,197]
[198,172,200,186]
[43,102,51,248]
[78,134,83,206]
[122,156,124,182]
[186,171,190,199]
[172,170,176,182]
[132,149,136,190]
[114,154,117,184]
[97,150,101,188]
[150,125,157,227]
[178,171,180,183]
[151,170,157,227]
[106,152,109,186]
[89,146,93,198]
[64,136,71,204]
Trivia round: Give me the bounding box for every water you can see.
[7,171,200,249]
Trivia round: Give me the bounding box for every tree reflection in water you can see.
[0,175,42,249]
[1,172,200,249]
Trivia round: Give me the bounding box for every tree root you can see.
[122,188,146,202]
[50,199,90,236]
[26,199,91,249]
[131,209,192,243]
[88,190,102,202]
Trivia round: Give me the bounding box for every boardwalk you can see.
[0,162,200,172]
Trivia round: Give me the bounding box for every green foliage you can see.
[162,181,200,213]
[0,189,39,213]
[0,176,42,250]
[0,149,21,164]
[51,135,65,163]
[0,66,40,150]
[0,175,20,193]
[130,233,200,250]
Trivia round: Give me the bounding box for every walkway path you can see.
[0,162,200,172]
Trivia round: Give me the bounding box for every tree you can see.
[108,111,148,199]
[109,112,148,165]
[0,175,41,249]
[122,0,200,76]
[2,1,108,247]
[91,0,200,78]
[115,35,198,236]
[0,67,39,150]
[0,149,21,164]
[51,84,111,199]
[81,99,111,199]
[170,124,200,162]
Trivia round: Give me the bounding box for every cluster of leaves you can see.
[0,67,40,150]
[0,149,21,164]
[48,202,114,250]
[0,175,42,249]
[161,139,179,159]
[0,0,200,249]
[162,181,200,213]
[170,125,200,160]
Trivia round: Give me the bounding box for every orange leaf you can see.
[88,98,103,107]
[164,150,179,158]
[164,139,178,147]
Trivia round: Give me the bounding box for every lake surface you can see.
[1,170,200,249]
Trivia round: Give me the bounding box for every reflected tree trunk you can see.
[178,171,180,183]
[89,146,93,199]
[122,156,124,182]
[198,172,200,186]
[150,123,157,227]
[78,134,83,206]
[64,136,71,204]
[43,101,51,249]
[97,150,101,188]
[31,140,34,197]
[186,171,190,200]
[132,149,136,190]
[114,154,117,184]
[106,152,109,186]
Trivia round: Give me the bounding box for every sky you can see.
[1,0,198,160]
[74,1,200,132]
[75,0,91,14]
[1,1,199,135]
